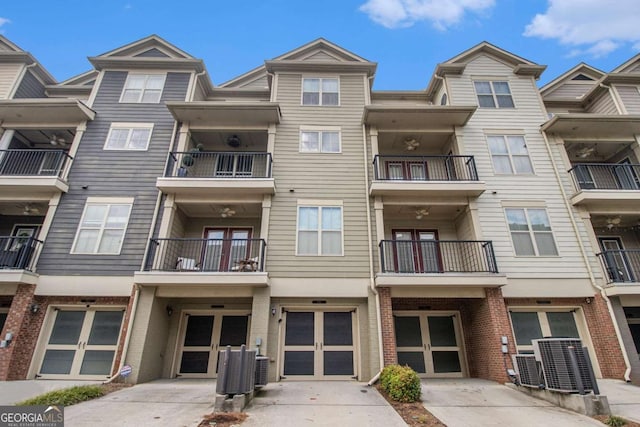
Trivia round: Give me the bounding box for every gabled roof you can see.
[219,64,270,89]
[94,34,194,59]
[442,41,538,67]
[540,63,604,96]
[273,38,371,63]
[0,35,23,52]
[612,52,640,73]
[57,70,99,86]
[0,35,56,85]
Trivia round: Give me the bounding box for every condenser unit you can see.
[255,356,269,388]
[216,345,257,395]
[514,354,544,388]
[533,338,595,393]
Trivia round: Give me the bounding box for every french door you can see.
[386,161,427,181]
[599,237,634,282]
[394,312,465,378]
[615,158,640,190]
[215,153,254,177]
[392,229,441,273]
[202,228,251,272]
[38,307,125,379]
[176,311,250,378]
[281,310,357,380]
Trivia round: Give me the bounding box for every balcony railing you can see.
[0,149,72,178]
[373,155,479,181]
[569,163,640,191]
[598,250,640,283]
[379,239,498,274]
[165,151,272,178]
[0,236,42,271]
[145,238,266,272]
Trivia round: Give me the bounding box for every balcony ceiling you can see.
[543,114,640,139]
[165,101,280,128]
[0,99,95,127]
[363,105,476,131]
[176,202,262,218]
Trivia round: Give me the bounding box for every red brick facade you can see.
[0,294,130,381]
[378,287,397,365]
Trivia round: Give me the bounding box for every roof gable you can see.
[613,53,640,73]
[95,34,194,59]
[0,35,22,52]
[273,38,370,63]
[540,63,604,97]
[443,41,536,67]
[220,65,270,89]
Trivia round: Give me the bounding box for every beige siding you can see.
[239,75,269,89]
[268,73,370,278]
[455,209,476,241]
[0,62,23,98]
[587,92,618,114]
[446,54,593,291]
[545,83,594,100]
[616,85,640,114]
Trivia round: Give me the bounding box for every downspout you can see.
[540,130,632,381]
[104,284,141,384]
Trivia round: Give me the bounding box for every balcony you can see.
[156,151,275,197]
[0,235,42,285]
[370,155,485,197]
[0,149,72,196]
[135,237,268,287]
[376,239,503,287]
[598,250,640,295]
[569,163,640,211]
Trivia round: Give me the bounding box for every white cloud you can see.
[0,17,10,27]
[359,0,495,30]
[524,0,640,57]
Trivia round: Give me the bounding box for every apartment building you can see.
[0,34,634,385]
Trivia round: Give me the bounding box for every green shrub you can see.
[605,415,627,427]
[17,385,105,406]
[380,364,421,403]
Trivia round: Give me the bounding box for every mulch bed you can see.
[376,384,446,426]
[593,415,640,426]
[199,412,248,427]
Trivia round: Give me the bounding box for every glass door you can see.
[177,311,250,378]
[38,308,124,379]
[615,158,640,190]
[202,228,252,272]
[417,231,441,273]
[392,230,417,273]
[281,310,356,380]
[599,237,634,282]
[394,312,465,378]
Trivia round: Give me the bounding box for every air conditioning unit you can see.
[533,338,596,393]
[255,356,269,388]
[514,354,544,388]
[216,345,256,395]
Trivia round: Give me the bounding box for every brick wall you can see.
[506,294,626,379]
[0,294,130,381]
[379,287,397,365]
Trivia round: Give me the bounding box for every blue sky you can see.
[2,1,640,89]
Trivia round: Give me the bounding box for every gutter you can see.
[540,130,631,381]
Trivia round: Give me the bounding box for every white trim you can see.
[295,205,344,257]
[299,128,342,153]
[486,134,535,175]
[86,197,134,204]
[504,207,559,257]
[297,199,343,206]
[119,72,167,104]
[473,79,515,109]
[71,200,134,255]
[103,123,154,151]
[301,76,340,106]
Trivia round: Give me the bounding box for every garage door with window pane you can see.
[510,310,580,352]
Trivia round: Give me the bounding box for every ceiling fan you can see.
[575,145,596,159]
[404,137,420,151]
[220,206,236,218]
[605,216,621,230]
[21,204,40,215]
[415,208,430,220]
[49,134,68,147]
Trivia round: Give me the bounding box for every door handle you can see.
[315,342,318,350]
[320,342,323,350]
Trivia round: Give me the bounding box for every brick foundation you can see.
[378,287,397,365]
[0,294,130,381]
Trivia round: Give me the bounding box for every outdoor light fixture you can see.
[30,303,40,314]
[166,306,173,317]
[226,135,241,148]
[0,332,13,348]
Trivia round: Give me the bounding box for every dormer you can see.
[0,35,55,100]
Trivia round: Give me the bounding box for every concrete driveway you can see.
[422,379,603,427]
[0,380,101,405]
[599,379,640,423]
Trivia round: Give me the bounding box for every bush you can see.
[17,385,105,406]
[380,364,421,403]
[605,415,627,427]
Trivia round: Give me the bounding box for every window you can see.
[120,74,166,103]
[505,208,558,256]
[300,130,341,153]
[487,135,533,174]
[302,78,339,105]
[297,206,343,255]
[104,124,153,150]
[510,310,580,352]
[474,81,514,108]
[72,200,133,254]
[440,93,448,106]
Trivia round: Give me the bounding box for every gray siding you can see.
[14,71,46,98]
[587,92,618,114]
[616,85,640,114]
[37,70,190,275]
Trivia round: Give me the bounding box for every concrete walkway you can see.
[422,379,603,427]
[599,379,640,423]
[0,380,101,405]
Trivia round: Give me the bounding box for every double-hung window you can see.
[302,78,339,106]
[505,208,558,256]
[474,81,514,108]
[487,135,533,174]
[300,129,341,153]
[297,205,343,255]
[104,123,153,150]
[120,74,166,103]
[72,199,133,254]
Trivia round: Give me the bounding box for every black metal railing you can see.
[0,149,72,177]
[569,163,640,191]
[373,155,479,181]
[145,238,267,272]
[165,151,272,178]
[598,250,640,283]
[379,239,498,273]
[0,236,42,271]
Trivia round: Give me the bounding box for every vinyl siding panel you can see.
[587,92,618,114]
[446,54,592,289]
[36,70,190,275]
[13,70,46,98]
[545,83,594,100]
[240,75,269,89]
[135,48,170,58]
[0,63,23,99]
[616,85,640,114]
[268,73,370,278]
